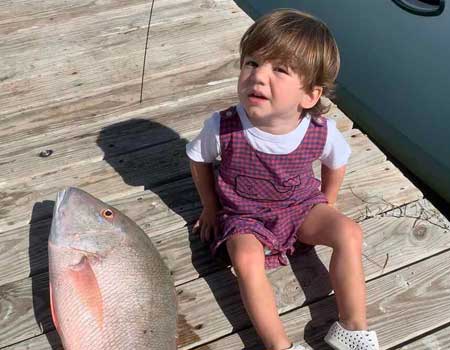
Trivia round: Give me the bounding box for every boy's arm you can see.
[190,160,220,241]
[321,164,346,207]
[190,160,219,208]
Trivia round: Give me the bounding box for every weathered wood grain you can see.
[0,121,371,233]
[0,87,239,185]
[0,272,53,348]
[0,330,62,350]
[0,0,143,32]
[335,160,422,220]
[0,177,201,287]
[0,144,417,288]
[398,325,450,349]
[0,58,240,157]
[1,0,251,116]
[160,198,449,287]
[0,138,192,230]
[172,200,448,348]
[2,0,448,348]
[0,96,351,190]
[193,249,450,350]
[327,101,353,131]
[1,200,448,349]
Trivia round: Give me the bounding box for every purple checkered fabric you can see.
[211,106,328,269]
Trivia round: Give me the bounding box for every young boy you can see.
[186,9,380,350]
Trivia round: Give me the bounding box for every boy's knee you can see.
[335,218,363,250]
[226,236,265,277]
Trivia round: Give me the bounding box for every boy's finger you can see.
[192,220,201,234]
[201,225,210,242]
[200,225,207,241]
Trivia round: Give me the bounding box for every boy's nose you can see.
[251,65,270,84]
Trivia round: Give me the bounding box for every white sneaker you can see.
[324,321,379,350]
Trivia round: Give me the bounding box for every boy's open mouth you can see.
[248,92,269,100]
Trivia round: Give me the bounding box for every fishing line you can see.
[140,0,156,103]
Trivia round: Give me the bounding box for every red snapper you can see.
[48,187,177,349]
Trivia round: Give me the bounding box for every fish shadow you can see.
[97,119,255,348]
[29,201,63,349]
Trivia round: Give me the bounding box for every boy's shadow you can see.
[29,201,63,349]
[96,119,256,348]
[288,245,338,349]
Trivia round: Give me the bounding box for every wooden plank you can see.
[312,128,386,177]
[8,287,450,350]
[0,96,352,188]
[1,0,252,117]
[3,1,447,350]
[0,149,418,287]
[0,137,192,232]
[398,325,450,349]
[0,59,240,158]
[0,178,201,287]
[1,0,241,60]
[193,249,450,349]
[0,87,238,185]
[1,330,62,350]
[0,272,53,349]
[156,198,450,286]
[0,128,388,234]
[326,100,353,131]
[1,199,448,349]
[335,160,422,219]
[172,200,448,349]
[0,0,144,31]
[0,130,384,285]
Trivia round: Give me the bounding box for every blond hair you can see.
[240,9,340,118]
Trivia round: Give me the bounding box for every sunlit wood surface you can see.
[1,1,449,349]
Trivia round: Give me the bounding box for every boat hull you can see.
[236,0,450,203]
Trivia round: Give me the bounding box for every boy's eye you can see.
[245,60,258,67]
[274,66,289,74]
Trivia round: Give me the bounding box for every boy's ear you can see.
[299,86,323,109]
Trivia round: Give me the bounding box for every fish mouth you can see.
[50,187,77,245]
[54,187,78,212]
[55,189,66,212]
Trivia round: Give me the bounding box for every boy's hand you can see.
[193,207,219,242]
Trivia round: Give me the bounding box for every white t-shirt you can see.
[186,104,351,169]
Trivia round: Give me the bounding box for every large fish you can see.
[48,187,177,349]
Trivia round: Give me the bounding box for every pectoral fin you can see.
[69,255,103,329]
[49,282,60,332]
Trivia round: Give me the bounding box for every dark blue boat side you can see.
[235,0,450,203]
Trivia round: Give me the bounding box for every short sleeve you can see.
[320,119,352,169]
[186,112,221,163]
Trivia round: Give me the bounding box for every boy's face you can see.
[238,55,321,129]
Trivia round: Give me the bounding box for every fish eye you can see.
[101,209,114,220]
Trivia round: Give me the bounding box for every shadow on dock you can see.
[29,201,62,349]
[289,247,338,349]
[97,118,257,348]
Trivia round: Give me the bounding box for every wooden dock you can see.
[1,1,449,349]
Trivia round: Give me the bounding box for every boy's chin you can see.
[243,101,268,113]
[244,106,273,121]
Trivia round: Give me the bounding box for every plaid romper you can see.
[211,106,328,269]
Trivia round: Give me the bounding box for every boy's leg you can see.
[227,234,292,350]
[297,204,367,330]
